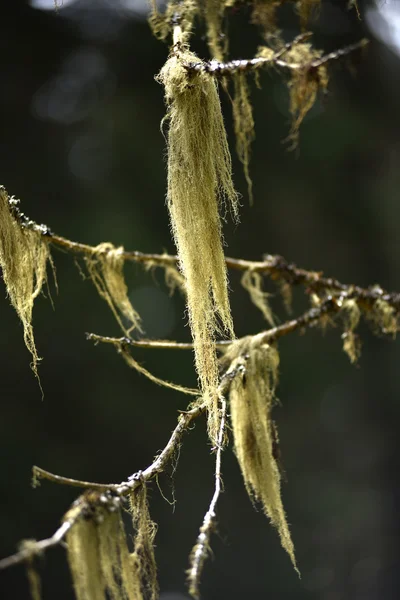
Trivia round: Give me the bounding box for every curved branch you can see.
[0,403,206,571]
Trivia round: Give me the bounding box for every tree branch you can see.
[0,403,206,571]
[183,38,368,76]
[8,193,400,314]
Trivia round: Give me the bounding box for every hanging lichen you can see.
[296,0,321,29]
[156,43,239,444]
[366,297,398,338]
[66,493,143,600]
[0,187,51,381]
[340,298,361,363]
[284,42,328,148]
[20,541,42,600]
[118,343,198,396]
[144,255,186,297]
[204,0,227,61]
[251,0,281,39]
[241,269,275,325]
[277,279,293,314]
[85,243,142,337]
[224,336,297,572]
[232,72,255,204]
[149,0,199,43]
[130,485,158,600]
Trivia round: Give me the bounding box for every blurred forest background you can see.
[1,1,400,599]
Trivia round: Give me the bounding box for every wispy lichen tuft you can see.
[119,343,198,395]
[367,297,398,338]
[285,43,328,148]
[66,494,143,600]
[340,298,361,363]
[20,541,42,600]
[232,72,255,204]
[296,0,321,29]
[85,243,142,336]
[225,337,298,572]
[149,0,199,43]
[241,269,275,325]
[130,485,158,600]
[0,187,50,381]
[157,44,239,444]
[204,0,227,61]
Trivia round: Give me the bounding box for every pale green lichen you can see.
[130,485,158,600]
[241,269,275,325]
[0,187,50,381]
[223,337,298,572]
[85,243,142,337]
[157,43,239,444]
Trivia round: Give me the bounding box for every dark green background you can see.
[1,1,400,599]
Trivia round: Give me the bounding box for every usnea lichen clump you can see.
[65,488,158,600]
[222,336,297,572]
[157,43,239,444]
[85,242,142,337]
[0,187,51,380]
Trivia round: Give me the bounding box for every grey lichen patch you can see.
[241,269,275,326]
[223,337,298,572]
[157,44,239,445]
[85,243,142,337]
[130,485,158,600]
[0,187,51,381]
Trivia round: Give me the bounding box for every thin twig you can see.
[32,466,119,491]
[86,332,194,351]
[187,396,227,598]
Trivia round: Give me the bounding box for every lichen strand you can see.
[340,298,361,363]
[20,541,42,600]
[85,243,142,337]
[241,269,275,325]
[119,343,198,395]
[66,504,143,600]
[0,187,50,380]
[251,0,282,38]
[367,298,398,338]
[149,0,199,43]
[130,485,158,600]
[144,257,186,296]
[285,43,328,148]
[204,0,227,61]
[296,0,321,29]
[157,46,239,444]
[232,72,255,204]
[227,338,297,571]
